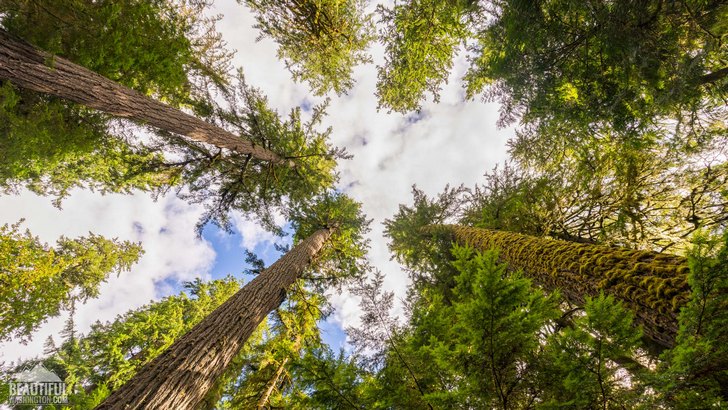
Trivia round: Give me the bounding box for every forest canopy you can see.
[0,0,726,408]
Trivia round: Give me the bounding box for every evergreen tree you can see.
[96,193,369,409]
[0,0,235,198]
[1,276,258,409]
[0,221,143,342]
[656,232,728,408]
[376,0,728,131]
[219,288,324,409]
[243,0,375,95]
[0,28,285,163]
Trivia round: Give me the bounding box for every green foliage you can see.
[286,347,372,409]
[376,0,473,112]
[288,191,371,292]
[0,83,178,201]
[417,246,560,408]
[657,232,728,407]
[2,276,252,409]
[0,221,143,342]
[384,185,466,283]
[505,121,728,252]
[349,245,649,409]
[445,224,690,347]
[172,72,344,232]
[539,294,644,409]
[243,0,374,95]
[0,0,232,199]
[1,0,228,103]
[219,287,325,408]
[467,0,728,131]
[289,191,371,290]
[461,162,563,239]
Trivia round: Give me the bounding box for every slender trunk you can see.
[96,228,332,410]
[256,357,289,409]
[0,28,288,165]
[699,67,728,85]
[256,330,304,409]
[426,225,690,348]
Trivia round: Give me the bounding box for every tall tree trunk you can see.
[95,228,333,410]
[0,28,288,165]
[426,225,690,348]
[257,356,290,409]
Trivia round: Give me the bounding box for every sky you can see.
[0,0,514,365]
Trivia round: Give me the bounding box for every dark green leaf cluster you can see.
[344,246,647,409]
[161,72,345,233]
[656,232,728,408]
[0,83,179,201]
[1,0,226,102]
[376,0,474,112]
[384,185,466,282]
[382,190,728,407]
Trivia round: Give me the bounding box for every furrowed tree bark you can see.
[95,228,332,410]
[425,225,690,348]
[0,28,289,165]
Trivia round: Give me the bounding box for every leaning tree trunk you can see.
[427,225,690,348]
[0,28,288,165]
[257,356,290,409]
[96,228,333,410]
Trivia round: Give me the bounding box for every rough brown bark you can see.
[426,225,690,348]
[95,228,332,410]
[0,28,288,164]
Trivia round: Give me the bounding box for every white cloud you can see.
[230,209,287,251]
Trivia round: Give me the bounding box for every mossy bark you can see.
[427,225,690,348]
[95,228,332,410]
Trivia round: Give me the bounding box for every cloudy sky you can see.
[0,0,514,364]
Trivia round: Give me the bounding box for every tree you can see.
[243,0,374,95]
[341,243,648,409]
[385,189,692,348]
[462,157,728,253]
[656,232,728,407]
[466,0,728,132]
[376,0,728,130]
[428,225,689,348]
[0,28,285,164]
[0,222,143,342]
[538,294,644,409]
[96,193,369,409]
[219,288,325,409]
[1,276,260,409]
[170,73,345,232]
[376,0,473,112]
[0,0,234,198]
[1,28,350,231]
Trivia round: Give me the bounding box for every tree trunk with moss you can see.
[95,228,332,410]
[427,225,690,348]
[0,28,288,164]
